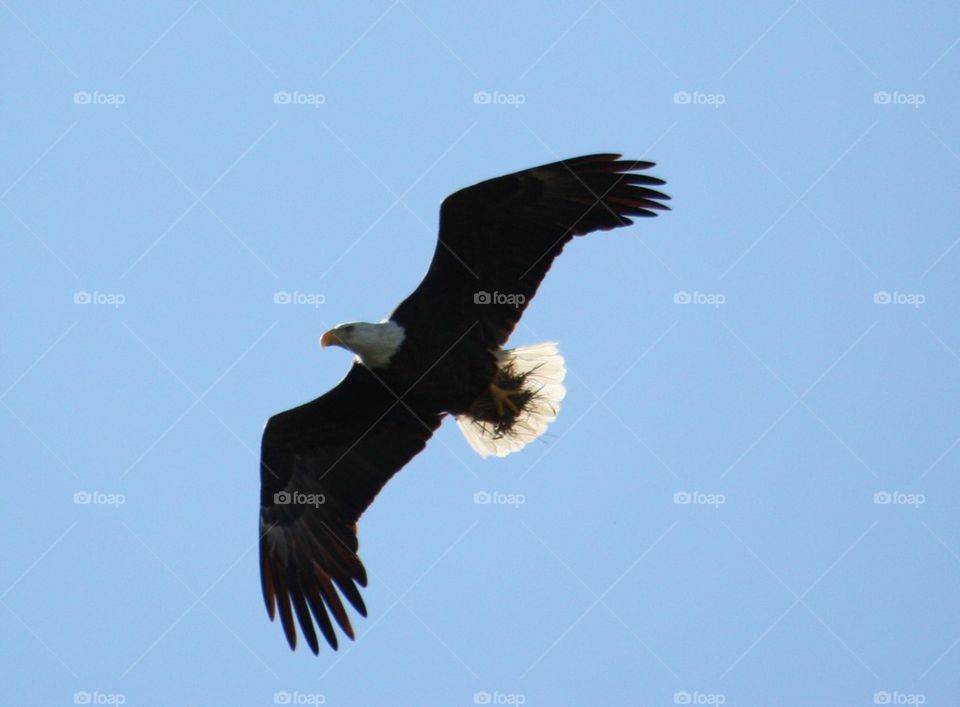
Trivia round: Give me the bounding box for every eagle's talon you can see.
[489,383,522,416]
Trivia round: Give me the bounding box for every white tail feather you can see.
[456,342,567,458]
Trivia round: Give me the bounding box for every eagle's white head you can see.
[320,320,405,368]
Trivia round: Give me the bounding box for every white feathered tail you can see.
[456,342,567,458]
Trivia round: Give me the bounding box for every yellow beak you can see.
[320,329,341,348]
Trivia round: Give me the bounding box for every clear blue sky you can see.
[3,2,959,705]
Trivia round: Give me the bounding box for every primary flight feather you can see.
[259,153,669,653]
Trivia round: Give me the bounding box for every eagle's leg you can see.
[489,383,522,417]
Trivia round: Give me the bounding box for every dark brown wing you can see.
[259,363,442,653]
[393,154,669,347]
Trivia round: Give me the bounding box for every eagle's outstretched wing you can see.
[259,363,442,653]
[394,154,669,347]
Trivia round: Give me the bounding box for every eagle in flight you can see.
[259,154,669,653]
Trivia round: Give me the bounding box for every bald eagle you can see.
[260,154,669,653]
